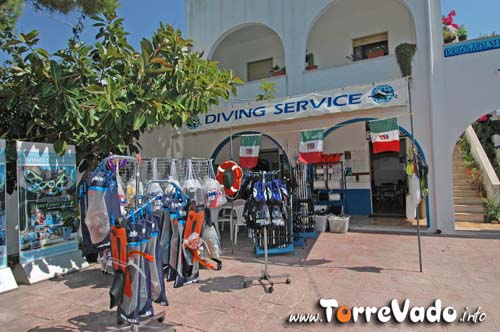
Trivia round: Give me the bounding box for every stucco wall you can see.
[307,0,415,69]
[212,31,285,82]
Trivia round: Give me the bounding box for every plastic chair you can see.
[232,200,246,245]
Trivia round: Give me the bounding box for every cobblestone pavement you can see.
[1,232,499,332]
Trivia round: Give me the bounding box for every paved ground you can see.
[1,231,500,332]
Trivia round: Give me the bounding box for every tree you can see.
[0,8,242,192]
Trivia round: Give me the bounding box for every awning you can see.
[182,78,408,133]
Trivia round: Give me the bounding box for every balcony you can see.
[230,75,287,102]
[302,54,401,93]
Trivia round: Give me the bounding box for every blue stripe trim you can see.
[89,186,107,192]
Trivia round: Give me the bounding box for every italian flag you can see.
[299,129,323,164]
[239,135,261,168]
[369,117,400,154]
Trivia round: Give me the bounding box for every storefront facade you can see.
[140,0,500,233]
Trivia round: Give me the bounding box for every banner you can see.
[0,140,6,268]
[183,78,408,132]
[17,142,79,263]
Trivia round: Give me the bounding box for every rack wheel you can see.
[268,286,274,293]
[286,278,291,285]
[158,316,165,323]
[243,281,250,288]
[117,317,123,325]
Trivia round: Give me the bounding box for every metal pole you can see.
[229,127,235,253]
[408,77,423,273]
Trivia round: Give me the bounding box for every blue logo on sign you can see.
[186,116,201,130]
[371,85,395,103]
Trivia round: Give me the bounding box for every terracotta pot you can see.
[367,49,385,58]
[271,69,286,77]
[306,64,318,71]
[465,168,472,177]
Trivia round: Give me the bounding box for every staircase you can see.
[453,146,486,223]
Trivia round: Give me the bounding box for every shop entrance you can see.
[370,138,407,217]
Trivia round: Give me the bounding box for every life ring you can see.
[216,161,243,196]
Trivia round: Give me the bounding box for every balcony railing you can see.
[229,75,288,102]
[302,55,401,93]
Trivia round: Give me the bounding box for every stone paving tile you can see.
[1,232,500,332]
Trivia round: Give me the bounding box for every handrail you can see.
[464,125,500,201]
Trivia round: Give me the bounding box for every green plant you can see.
[0,10,242,191]
[271,65,283,73]
[470,167,484,192]
[395,43,416,77]
[306,52,315,67]
[457,25,468,39]
[443,27,456,43]
[485,197,500,222]
[256,79,276,102]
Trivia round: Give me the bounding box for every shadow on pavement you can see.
[27,310,175,332]
[50,267,112,289]
[198,275,245,293]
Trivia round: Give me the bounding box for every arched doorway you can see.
[324,117,430,228]
[452,111,500,232]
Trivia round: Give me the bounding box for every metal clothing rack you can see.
[102,155,171,331]
[243,170,291,293]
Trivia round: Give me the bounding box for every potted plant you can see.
[470,167,483,193]
[345,53,361,62]
[443,27,457,44]
[463,155,478,177]
[485,197,500,223]
[395,43,417,77]
[305,52,318,71]
[457,25,468,41]
[270,65,286,77]
[442,10,460,43]
[367,45,385,59]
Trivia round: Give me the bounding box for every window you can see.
[352,32,388,61]
[247,58,273,81]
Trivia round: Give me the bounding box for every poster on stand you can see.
[0,140,6,268]
[17,141,79,264]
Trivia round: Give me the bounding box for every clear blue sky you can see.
[15,0,185,52]
[12,0,500,54]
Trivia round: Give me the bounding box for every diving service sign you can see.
[184,78,408,132]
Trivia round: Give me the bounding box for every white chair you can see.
[232,200,246,245]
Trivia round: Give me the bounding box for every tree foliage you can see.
[0,9,242,191]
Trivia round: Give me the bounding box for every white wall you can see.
[307,0,415,69]
[324,121,371,189]
[179,0,492,232]
[212,30,285,82]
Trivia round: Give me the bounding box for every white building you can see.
[141,0,500,233]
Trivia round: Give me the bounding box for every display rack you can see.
[243,171,291,293]
[310,161,347,214]
[252,171,294,257]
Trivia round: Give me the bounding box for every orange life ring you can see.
[216,161,243,196]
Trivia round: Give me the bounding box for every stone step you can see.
[453,189,478,194]
[453,197,485,205]
[454,212,485,223]
[453,184,474,190]
[454,180,474,185]
[454,204,486,213]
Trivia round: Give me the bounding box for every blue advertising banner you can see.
[16,142,79,264]
[444,35,500,57]
[0,140,6,268]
